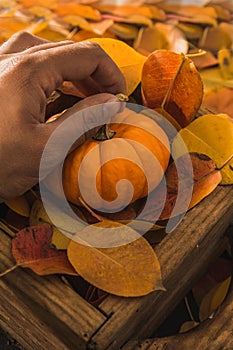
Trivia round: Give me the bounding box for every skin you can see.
[0,32,126,202]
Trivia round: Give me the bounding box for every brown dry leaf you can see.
[58,80,86,97]
[166,13,217,26]
[190,50,218,70]
[199,26,232,52]
[101,13,153,27]
[56,4,101,20]
[163,153,222,215]
[89,18,114,36]
[5,195,30,218]
[192,256,232,322]
[12,225,77,275]
[203,87,233,119]
[160,4,217,18]
[134,25,169,56]
[67,221,164,297]
[86,38,147,95]
[142,153,222,222]
[199,277,231,321]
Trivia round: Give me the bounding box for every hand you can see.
[0,32,126,201]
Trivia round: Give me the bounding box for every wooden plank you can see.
[90,186,233,349]
[0,232,106,350]
[123,274,233,350]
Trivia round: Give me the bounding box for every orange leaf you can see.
[12,226,77,275]
[19,0,58,9]
[56,4,101,21]
[95,4,165,20]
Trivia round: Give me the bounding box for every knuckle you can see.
[10,31,35,44]
[78,41,105,55]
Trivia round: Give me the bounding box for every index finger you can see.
[29,41,127,97]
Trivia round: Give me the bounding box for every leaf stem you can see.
[161,53,186,110]
[0,264,19,278]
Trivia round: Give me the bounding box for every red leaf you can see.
[12,225,77,275]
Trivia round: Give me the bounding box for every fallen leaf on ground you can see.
[192,256,232,321]
[172,113,233,184]
[12,225,77,275]
[141,152,222,221]
[87,37,147,95]
[67,221,164,297]
[5,195,30,218]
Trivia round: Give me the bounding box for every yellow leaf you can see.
[172,113,233,184]
[0,18,28,40]
[177,22,203,40]
[67,221,164,297]
[179,321,199,333]
[63,15,92,31]
[51,229,70,250]
[109,22,138,40]
[30,199,86,249]
[134,25,169,56]
[201,67,233,92]
[218,49,233,80]
[24,19,48,35]
[27,6,52,19]
[5,195,30,217]
[86,37,147,95]
[199,276,231,322]
[36,28,67,42]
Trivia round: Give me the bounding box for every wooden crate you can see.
[0,184,233,350]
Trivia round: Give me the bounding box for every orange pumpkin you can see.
[47,108,170,211]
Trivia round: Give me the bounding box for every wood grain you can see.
[123,279,233,350]
[0,185,232,350]
[90,186,233,349]
[0,232,106,350]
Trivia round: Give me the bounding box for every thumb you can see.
[37,93,124,179]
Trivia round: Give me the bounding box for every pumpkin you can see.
[46,108,170,212]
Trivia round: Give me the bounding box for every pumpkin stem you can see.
[93,124,116,141]
[161,52,186,110]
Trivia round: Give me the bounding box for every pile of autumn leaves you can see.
[2,39,233,300]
